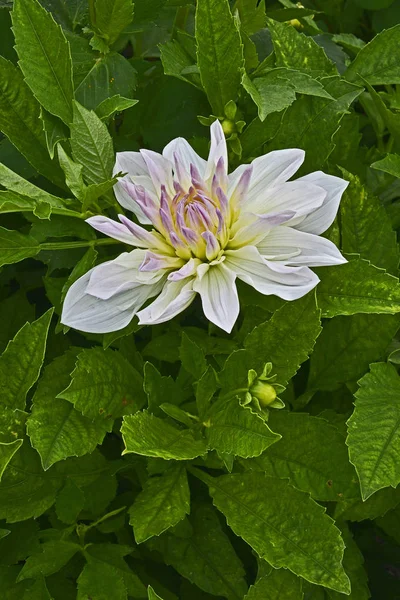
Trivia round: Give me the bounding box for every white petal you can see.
[86,250,146,299]
[113,152,154,223]
[168,258,202,281]
[163,137,207,185]
[224,245,319,301]
[86,215,138,246]
[229,210,296,249]
[87,215,172,253]
[228,148,305,199]
[137,279,196,325]
[205,120,228,182]
[294,171,348,235]
[140,149,174,196]
[193,263,239,333]
[61,267,161,334]
[242,180,327,216]
[257,226,347,266]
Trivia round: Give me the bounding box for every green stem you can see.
[40,238,121,251]
[219,388,249,402]
[88,0,96,27]
[172,6,190,39]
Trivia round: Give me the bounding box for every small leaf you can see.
[121,412,207,460]
[40,109,69,159]
[18,540,80,581]
[244,568,303,600]
[180,333,208,381]
[371,153,400,178]
[0,440,23,481]
[347,362,400,500]
[95,95,138,120]
[57,145,86,201]
[77,561,127,600]
[196,366,218,418]
[56,478,85,524]
[144,362,186,417]
[0,227,40,267]
[93,0,134,46]
[23,577,52,600]
[148,587,163,600]
[160,40,202,89]
[129,464,190,543]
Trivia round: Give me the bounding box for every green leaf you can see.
[144,362,186,417]
[0,163,67,209]
[345,24,400,85]
[77,561,127,600]
[58,347,146,422]
[160,40,202,90]
[339,171,399,274]
[335,485,400,522]
[244,292,322,386]
[121,412,207,460]
[27,349,109,469]
[12,0,74,124]
[307,313,400,392]
[0,531,10,541]
[23,578,52,600]
[129,464,190,543]
[147,503,248,600]
[70,101,114,185]
[0,309,53,411]
[55,478,85,524]
[57,145,86,201]
[196,366,218,418]
[40,109,69,160]
[148,587,163,600]
[244,568,303,600]
[0,226,40,267]
[234,0,266,36]
[0,520,39,565]
[246,411,358,501]
[204,472,350,594]
[93,0,134,46]
[95,95,138,121]
[376,505,400,544]
[18,540,80,581]
[268,18,336,77]
[0,56,63,185]
[371,153,400,178]
[316,259,400,318]
[206,399,281,458]
[180,333,207,381]
[347,362,400,500]
[0,440,23,482]
[195,0,244,115]
[240,110,284,158]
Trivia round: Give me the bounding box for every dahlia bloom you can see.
[61,121,347,334]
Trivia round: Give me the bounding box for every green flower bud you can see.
[221,119,235,136]
[250,380,277,407]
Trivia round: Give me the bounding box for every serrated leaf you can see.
[57,145,86,201]
[160,40,202,89]
[58,347,146,422]
[147,503,247,600]
[0,440,23,482]
[196,366,218,418]
[93,0,134,46]
[205,472,350,594]
[0,227,40,267]
[244,568,303,600]
[335,485,400,523]
[308,313,400,392]
[18,540,80,581]
[340,171,399,274]
[77,560,127,600]
[27,349,109,469]
[347,362,400,500]
[316,259,400,318]
[70,100,114,185]
[55,478,85,524]
[246,411,358,501]
[12,0,74,124]
[195,0,244,115]
[0,309,53,411]
[244,291,322,386]
[345,24,400,85]
[95,95,138,120]
[371,153,400,179]
[206,399,281,458]
[144,362,186,417]
[180,333,207,381]
[121,412,207,460]
[0,163,67,210]
[129,464,190,543]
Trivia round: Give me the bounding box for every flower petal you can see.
[87,215,173,253]
[61,266,161,333]
[205,120,228,182]
[294,171,348,234]
[163,137,207,186]
[224,245,319,300]
[257,226,347,266]
[113,152,155,223]
[86,250,147,299]
[193,263,239,333]
[140,149,174,196]
[137,279,196,325]
[241,180,327,216]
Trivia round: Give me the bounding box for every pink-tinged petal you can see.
[139,251,184,272]
[140,149,174,195]
[137,279,196,325]
[293,172,349,235]
[118,215,174,254]
[120,180,160,226]
[193,263,239,333]
[168,258,202,281]
[224,245,319,301]
[61,266,162,333]
[228,148,305,201]
[257,226,347,267]
[228,165,253,210]
[202,231,220,261]
[86,215,140,246]
[205,120,228,182]
[243,180,327,217]
[163,137,207,186]
[113,152,155,223]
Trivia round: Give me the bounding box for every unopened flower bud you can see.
[250,381,277,407]
[221,119,235,136]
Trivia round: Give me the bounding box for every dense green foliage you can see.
[1,0,400,598]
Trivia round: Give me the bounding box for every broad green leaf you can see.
[0,566,30,599]
[347,362,400,500]
[205,472,350,594]
[0,163,67,210]
[93,0,134,46]
[58,347,145,422]
[55,478,85,524]
[195,0,244,115]
[345,24,400,85]
[0,309,53,410]
[0,227,40,267]
[23,578,52,600]
[234,0,266,36]
[0,57,63,185]
[129,464,190,543]
[340,171,399,274]
[77,561,127,600]
[70,101,114,185]
[241,109,284,158]
[95,95,138,120]
[0,292,34,354]
[147,503,247,600]
[244,292,322,386]
[27,349,109,469]
[12,0,74,124]
[206,399,281,458]
[316,259,400,318]
[144,362,186,417]
[246,411,358,501]
[179,333,207,381]
[0,440,23,482]
[0,520,39,565]
[267,78,362,173]
[335,485,400,522]
[84,544,146,597]
[268,18,336,77]
[160,40,202,89]
[245,568,303,600]
[17,540,80,581]
[121,412,207,460]
[307,313,400,392]
[371,153,400,178]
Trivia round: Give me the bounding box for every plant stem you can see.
[40,238,121,251]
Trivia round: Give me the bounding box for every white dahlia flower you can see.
[61,121,347,334]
